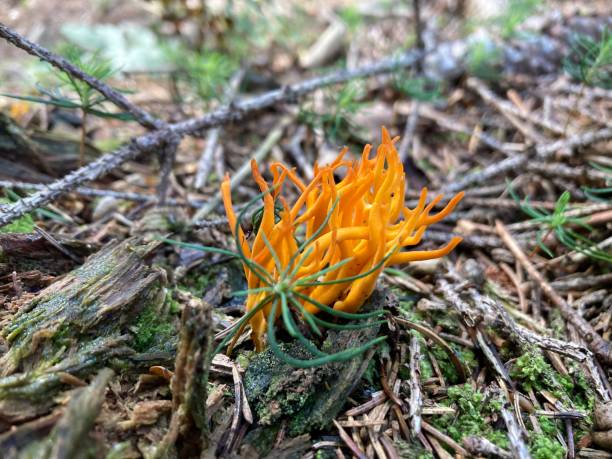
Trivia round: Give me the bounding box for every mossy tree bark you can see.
[0,237,165,433]
[239,288,395,457]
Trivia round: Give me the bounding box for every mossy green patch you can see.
[511,348,594,449]
[418,355,434,381]
[511,348,594,412]
[165,289,181,315]
[466,40,504,81]
[244,342,320,430]
[0,198,35,233]
[432,384,508,449]
[530,434,565,459]
[235,350,256,373]
[314,448,336,459]
[511,349,557,392]
[133,304,174,352]
[548,309,566,339]
[529,418,567,459]
[179,259,245,298]
[429,342,476,385]
[51,321,72,346]
[538,416,559,436]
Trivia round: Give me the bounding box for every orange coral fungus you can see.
[221,127,464,350]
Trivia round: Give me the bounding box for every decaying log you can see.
[0,113,100,181]
[0,232,97,277]
[0,237,165,432]
[239,288,393,457]
[9,368,115,459]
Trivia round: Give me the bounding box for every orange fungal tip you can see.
[220,127,464,351]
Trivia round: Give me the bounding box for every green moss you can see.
[511,348,575,399]
[181,270,215,295]
[362,356,381,388]
[538,416,559,437]
[165,289,181,315]
[548,309,566,339]
[511,350,555,392]
[466,40,503,81]
[51,322,72,346]
[396,295,425,324]
[419,356,434,381]
[571,369,595,412]
[338,5,363,32]
[95,137,125,152]
[429,342,476,385]
[0,198,35,233]
[315,448,336,459]
[179,260,245,297]
[244,342,317,429]
[512,349,595,448]
[486,430,510,450]
[530,435,565,459]
[133,304,174,352]
[236,350,256,370]
[511,349,594,414]
[398,299,416,317]
[432,384,508,449]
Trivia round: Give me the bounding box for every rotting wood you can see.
[238,288,391,457]
[154,295,212,459]
[0,237,165,433]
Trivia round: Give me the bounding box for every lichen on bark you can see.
[0,237,166,428]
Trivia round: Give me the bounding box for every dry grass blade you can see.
[395,317,467,382]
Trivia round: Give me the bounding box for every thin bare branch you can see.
[0,179,206,208]
[0,22,164,130]
[0,50,422,228]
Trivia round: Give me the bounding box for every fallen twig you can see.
[467,77,565,135]
[421,421,470,457]
[0,179,206,208]
[442,154,527,193]
[463,436,513,459]
[0,47,422,227]
[536,127,612,158]
[288,125,314,180]
[194,69,246,190]
[443,124,612,193]
[398,102,421,163]
[499,396,531,459]
[496,220,612,365]
[191,116,292,220]
[334,420,367,459]
[408,334,422,436]
[0,137,161,227]
[416,103,514,155]
[0,22,164,130]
